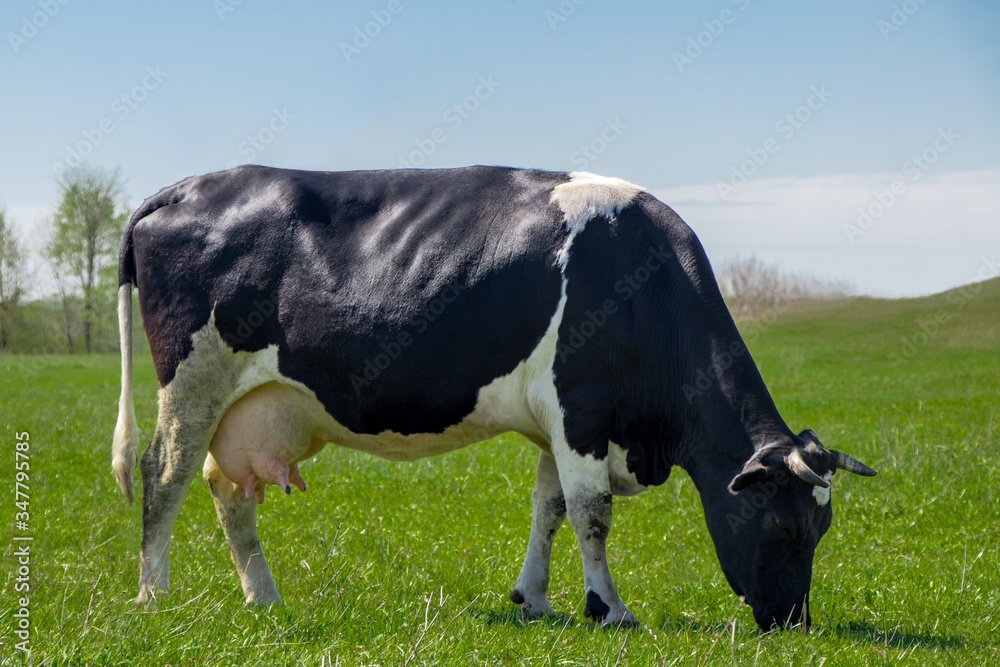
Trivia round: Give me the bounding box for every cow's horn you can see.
[831,450,877,477]
[786,449,830,488]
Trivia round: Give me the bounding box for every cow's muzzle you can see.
[752,595,811,633]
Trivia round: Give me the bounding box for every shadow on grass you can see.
[471,607,577,628]
[658,613,736,635]
[658,614,971,650]
[830,620,966,650]
[471,607,643,633]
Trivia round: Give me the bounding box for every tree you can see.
[717,256,784,318]
[718,255,850,319]
[0,207,27,350]
[46,165,128,353]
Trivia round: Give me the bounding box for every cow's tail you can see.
[111,180,191,503]
[112,281,139,504]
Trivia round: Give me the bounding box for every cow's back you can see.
[127,165,570,435]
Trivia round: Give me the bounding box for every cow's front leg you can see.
[203,453,282,605]
[137,421,210,603]
[551,439,637,627]
[511,450,566,616]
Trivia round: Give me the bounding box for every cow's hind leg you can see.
[137,420,211,602]
[203,453,282,605]
[511,451,566,616]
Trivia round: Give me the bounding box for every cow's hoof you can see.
[135,584,165,604]
[599,608,640,629]
[244,592,283,606]
[585,591,639,628]
[510,588,556,617]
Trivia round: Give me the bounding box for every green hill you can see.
[763,276,1000,363]
[747,277,1000,448]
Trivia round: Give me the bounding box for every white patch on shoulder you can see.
[551,171,645,233]
[812,472,834,506]
[551,172,645,269]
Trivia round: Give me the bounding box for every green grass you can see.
[1,278,998,665]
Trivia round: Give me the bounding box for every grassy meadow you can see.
[1,278,998,665]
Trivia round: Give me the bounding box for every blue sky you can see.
[3,0,998,296]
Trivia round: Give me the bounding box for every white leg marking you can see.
[513,451,566,616]
[138,419,213,603]
[204,453,282,605]
[550,438,637,627]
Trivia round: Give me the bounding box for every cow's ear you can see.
[728,459,771,493]
[798,429,822,446]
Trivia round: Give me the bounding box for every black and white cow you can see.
[112,165,875,631]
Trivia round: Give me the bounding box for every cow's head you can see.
[701,429,875,632]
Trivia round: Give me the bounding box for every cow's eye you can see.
[766,514,798,539]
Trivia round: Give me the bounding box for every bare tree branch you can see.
[718,255,851,319]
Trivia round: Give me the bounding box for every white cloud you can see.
[652,170,1000,297]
